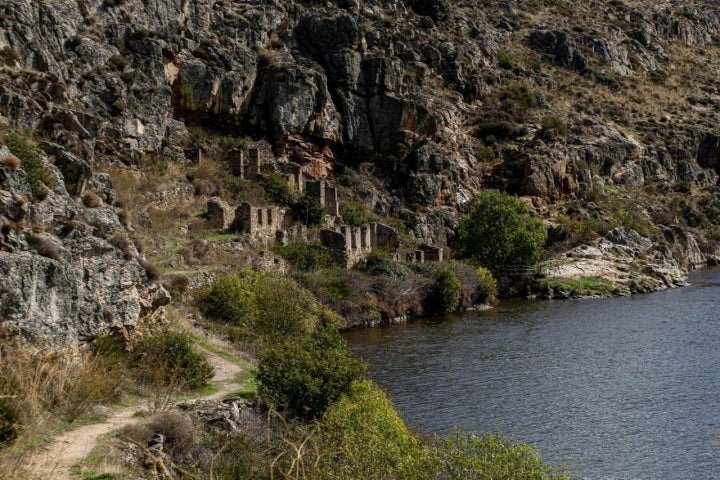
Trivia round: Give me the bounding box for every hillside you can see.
[2,0,719,477]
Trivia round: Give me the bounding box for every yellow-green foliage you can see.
[429,432,570,480]
[4,133,55,200]
[475,266,498,303]
[198,271,341,342]
[312,380,426,480]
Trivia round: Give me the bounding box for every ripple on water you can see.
[345,267,720,480]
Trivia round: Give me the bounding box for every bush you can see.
[497,50,513,69]
[198,272,332,339]
[474,266,498,304]
[260,173,293,205]
[82,190,102,207]
[313,380,424,479]
[274,242,333,271]
[339,200,371,227]
[146,411,196,456]
[358,251,412,278]
[456,190,547,273]
[257,328,366,419]
[428,432,570,480]
[291,195,325,226]
[425,266,461,314]
[4,133,55,200]
[130,329,214,391]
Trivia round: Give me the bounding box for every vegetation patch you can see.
[539,276,617,297]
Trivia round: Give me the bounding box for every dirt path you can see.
[25,351,243,479]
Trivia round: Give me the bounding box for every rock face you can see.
[1,0,720,301]
[0,143,165,346]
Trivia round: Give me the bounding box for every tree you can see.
[291,195,325,226]
[456,190,547,272]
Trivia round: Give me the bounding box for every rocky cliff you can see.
[3,0,720,339]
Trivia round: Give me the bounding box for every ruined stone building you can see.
[306,179,339,217]
[321,222,401,268]
[406,244,444,263]
[233,203,285,244]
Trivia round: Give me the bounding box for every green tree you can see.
[425,266,462,314]
[457,190,547,272]
[292,195,325,226]
[257,328,366,419]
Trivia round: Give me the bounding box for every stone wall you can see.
[321,222,400,268]
[233,202,284,244]
[306,179,339,216]
[206,197,235,230]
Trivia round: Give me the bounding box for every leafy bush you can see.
[313,380,424,479]
[339,200,371,227]
[274,242,333,271]
[130,329,213,391]
[291,195,325,226]
[4,133,55,200]
[260,173,294,205]
[428,432,570,480]
[257,328,366,419]
[358,250,412,278]
[474,266,498,304]
[497,50,514,69]
[198,275,259,326]
[456,190,547,273]
[425,266,462,314]
[539,115,570,140]
[198,271,333,340]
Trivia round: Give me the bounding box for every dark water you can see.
[344,268,720,480]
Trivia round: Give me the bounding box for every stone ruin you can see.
[233,202,285,244]
[406,244,444,264]
[305,179,339,217]
[320,223,401,268]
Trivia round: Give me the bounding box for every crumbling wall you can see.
[234,202,284,243]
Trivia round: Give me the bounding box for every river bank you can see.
[345,266,720,480]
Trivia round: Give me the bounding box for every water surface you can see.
[344,268,720,480]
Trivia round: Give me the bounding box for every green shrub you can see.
[198,274,259,326]
[497,50,514,70]
[539,115,570,140]
[339,200,371,227]
[4,133,55,200]
[359,251,412,278]
[475,267,498,304]
[274,242,333,271]
[130,329,213,391]
[218,135,249,152]
[198,271,333,340]
[425,266,461,314]
[313,380,424,479]
[257,328,366,419]
[457,190,547,273]
[428,432,570,480]
[292,195,325,226]
[260,172,294,205]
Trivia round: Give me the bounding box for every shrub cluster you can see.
[4,133,55,200]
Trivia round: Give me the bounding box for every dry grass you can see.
[0,343,128,479]
[3,153,20,171]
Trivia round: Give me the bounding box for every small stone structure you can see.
[229,148,261,180]
[279,162,304,193]
[276,224,308,246]
[206,197,235,230]
[321,222,400,268]
[406,244,444,264]
[233,202,284,244]
[306,179,339,217]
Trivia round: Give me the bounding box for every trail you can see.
[25,351,243,480]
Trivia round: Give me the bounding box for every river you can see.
[344,267,720,480]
